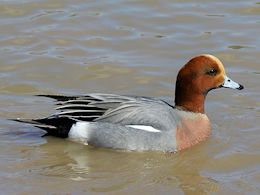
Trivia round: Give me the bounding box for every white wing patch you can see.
[126,125,161,133]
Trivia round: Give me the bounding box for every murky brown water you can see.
[0,0,259,194]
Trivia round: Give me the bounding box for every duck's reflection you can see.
[40,137,219,194]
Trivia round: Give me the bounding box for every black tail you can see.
[12,117,76,138]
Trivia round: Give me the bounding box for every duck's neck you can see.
[175,89,206,113]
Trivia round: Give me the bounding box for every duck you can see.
[15,54,244,152]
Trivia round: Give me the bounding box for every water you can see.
[0,0,259,194]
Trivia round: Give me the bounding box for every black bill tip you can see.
[238,84,244,90]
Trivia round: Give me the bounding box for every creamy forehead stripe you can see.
[202,54,226,74]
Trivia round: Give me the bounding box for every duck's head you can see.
[175,54,244,113]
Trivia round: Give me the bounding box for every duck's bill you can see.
[221,76,244,90]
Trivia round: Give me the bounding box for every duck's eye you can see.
[207,68,217,76]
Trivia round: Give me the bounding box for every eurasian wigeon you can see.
[15,54,244,152]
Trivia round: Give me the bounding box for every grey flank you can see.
[77,122,177,152]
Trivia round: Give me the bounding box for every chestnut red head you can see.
[175,54,243,113]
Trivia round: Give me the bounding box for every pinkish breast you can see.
[176,114,211,151]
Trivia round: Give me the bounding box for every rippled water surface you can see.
[0,0,259,194]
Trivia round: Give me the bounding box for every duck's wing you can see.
[48,94,175,128]
[94,99,176,131]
